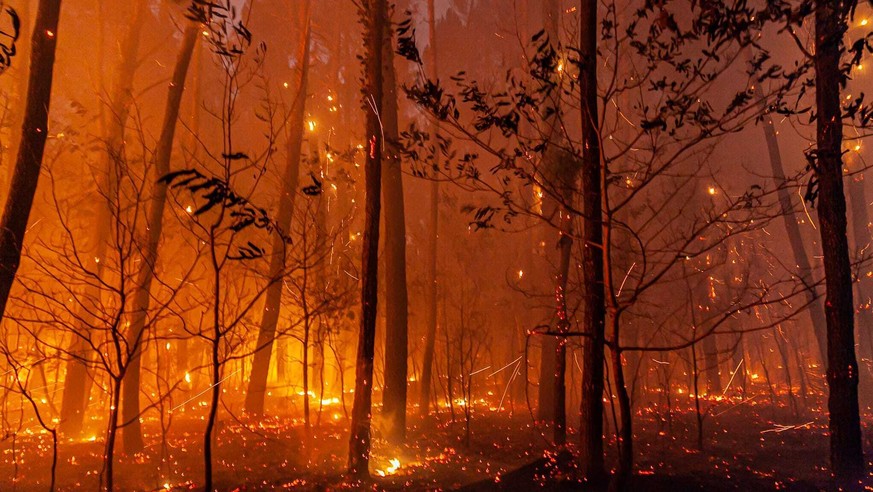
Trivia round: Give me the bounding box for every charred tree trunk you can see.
[0,0,61,321]
[813,0,864,480]
[761,111,828,364]
[347,0,386,479]
[380,17,409,444]
[121,21,200,453]
[245,0,312,416]
[578,0,606,482]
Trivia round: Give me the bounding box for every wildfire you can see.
[376,458,401,477]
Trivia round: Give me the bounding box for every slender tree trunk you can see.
[121,21,200,453]
[848,172,873,394]
[553,228,571,445]
[761,111,828,364]
[59,0,147,441]
[578,0,606,481]
[610,327,633,487]
[301,224,312,432]
[813,0,864,480]
[0,0,62,321]
[103,378,122,492]
[418,0,440,420]
[347,0,387,478]
[537,0,563,426]
[244,0,312,416]
[203,241,222,492]
[381,15,409,443]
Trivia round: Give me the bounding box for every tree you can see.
[0,0,61,322]
[380,5,410,445]
[811,0,864,481]
[244,0,312,417]
[418,0,441,421]
[577,0,606,479]
[120,0,202,453]
[60,0,147,440]
[348,0,387,479]
[760,106,828,365]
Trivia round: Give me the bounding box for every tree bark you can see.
[347,0,387,479]
[813,0,864,480]
[0,0,62,321]
[380,15,409,444]
[244,0,312,416]
[120,20,199,454]
[578,0,607,482]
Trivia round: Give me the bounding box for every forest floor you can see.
[2,395,873,491]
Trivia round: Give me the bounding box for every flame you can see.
[377,458,402,476]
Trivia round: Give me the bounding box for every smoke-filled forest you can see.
[2,0,873,490]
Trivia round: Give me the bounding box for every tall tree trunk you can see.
[578,0,606,482]
[848,171,873,393]
[244,0,312,416]
[121,20,200,454]
[537,0,562,427]
[761,111,828,364]
[380,15,409,444]
[0,0,61,321]
[418,0,440,420]
[347,0,386,478]
[813,0,864,480]
[58,0,147,440]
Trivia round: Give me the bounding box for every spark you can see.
[721,358,744,396]
[760,421,814,434]
[617,262,636,297]
[496,360,522,413]
[798,186,817,230]
[487,355,523,378]
[169,368,242,413]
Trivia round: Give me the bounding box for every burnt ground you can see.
[2,396,872,491]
